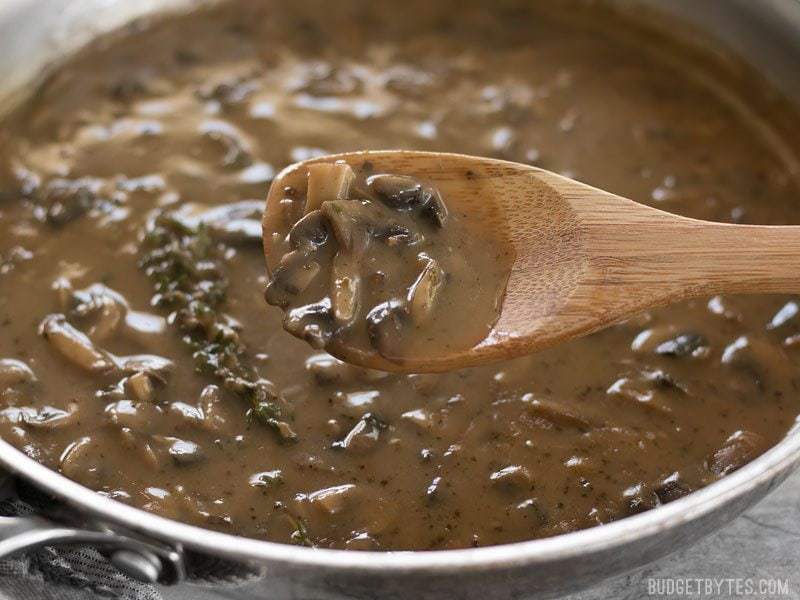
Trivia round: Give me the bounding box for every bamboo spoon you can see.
[263,150,800,372]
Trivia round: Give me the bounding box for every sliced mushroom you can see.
[372,223,422,246]
[366,174,421,209]
[169,401,205,426]
[305,353,352,384]
[283,299,335,349]
[302,483,357,515]
[400,408,434,432]
[115,353,174,380]
[654,333,709,358]
[490,465,533,491]
[96,377,127,402]
[367,174,448,226]
[606,368,685,415]
[39,314,116,373]
[289,211,330,251]
[331,413,385,453]
[289,259,322,296]
[198,384,227,431]
[707,295,743,322]
[104,399,164,429]
[767,300,799,330]
[70,284,127,342]
[622,482,661,515]
[201,197,260,222]
[345,532,380,550]
[721,335,795,390]
[0,407,37,425]
[407,255,445,324]
[356,366,392,383]
[265,251,322,307]
[653,471,694,503]
[124,310,167,343]
[331,390,381,418]
[0,405,78,430]
[516,498,549,525]
[33,404,80,430]
[201,122,252,168]
[421,186,448,227]
[304,161,355,215]
[322,196,420,255]
[159,436,206,466]
[425,476,443,501]
[0,359,36,390]
[201,201,263,244]
[249,469,284,489]
[40,177,103,227]
[209,217,262,244]
[175,491,233,528]
[521,394,593,430]
[331,253,360,327]
[707,430,766,476]
[171,200,264,244]
[406,373,439,396]
[292,63,363,97]
[118,428,160,469]
[127,371,155,403]
[53,277,76,311]
[60,281,168,347]
[321,200,367,253]
[366,300,408,357]
[59,436,99,484]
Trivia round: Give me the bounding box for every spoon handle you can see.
[586,212,800,299]
[684,222,800,294]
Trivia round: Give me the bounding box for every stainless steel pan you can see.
[0,1,799,598]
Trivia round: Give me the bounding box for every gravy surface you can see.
[1,0,800,550]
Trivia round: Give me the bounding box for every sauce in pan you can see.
[1,0,800,550]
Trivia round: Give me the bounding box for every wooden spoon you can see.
[264,150,800,372]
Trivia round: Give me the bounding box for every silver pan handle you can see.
[0,513,186,584]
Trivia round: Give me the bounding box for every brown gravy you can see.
[1,0,800,550]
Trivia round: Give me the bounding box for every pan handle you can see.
[0,513,186,584]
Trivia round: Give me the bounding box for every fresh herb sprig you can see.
[139,211,297,442]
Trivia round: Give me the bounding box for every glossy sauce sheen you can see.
[1,0,800,550]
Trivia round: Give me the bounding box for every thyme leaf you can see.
[138,211,297,442]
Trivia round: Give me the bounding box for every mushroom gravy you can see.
[263,160,512,367]
[1,0,800,550]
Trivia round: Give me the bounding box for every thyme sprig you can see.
[139,211,297,442]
